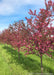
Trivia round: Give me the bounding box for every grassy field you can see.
[0,44,54,75]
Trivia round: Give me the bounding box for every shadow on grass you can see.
[3,45,54,74]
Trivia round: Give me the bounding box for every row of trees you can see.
[0,0,54,74]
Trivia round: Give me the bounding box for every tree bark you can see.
[18,52,20,60]
[18,48,20,60]
[41,55,43,75]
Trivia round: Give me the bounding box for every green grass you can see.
[0,44,54,75]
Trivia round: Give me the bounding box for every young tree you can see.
[0,0,54,74]
[24,0,54,73]
[8,20,31,59]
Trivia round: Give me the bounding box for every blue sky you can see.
[0,0,53,31]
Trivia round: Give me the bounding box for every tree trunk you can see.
[18,48,20,60]
[41,55,43,75]
[18,52,20,60]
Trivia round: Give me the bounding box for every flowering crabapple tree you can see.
[0,20,30,59]
[8,20,31,59]
[8,23,22,59]
[0,29,10,44]
[24,0,54,73]
[0,0,54,73]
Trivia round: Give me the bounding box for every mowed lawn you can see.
[0,44,54,75]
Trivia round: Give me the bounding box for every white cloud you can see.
[0,23,9,31]
[0,4,14,15]
[0,0,44,15]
